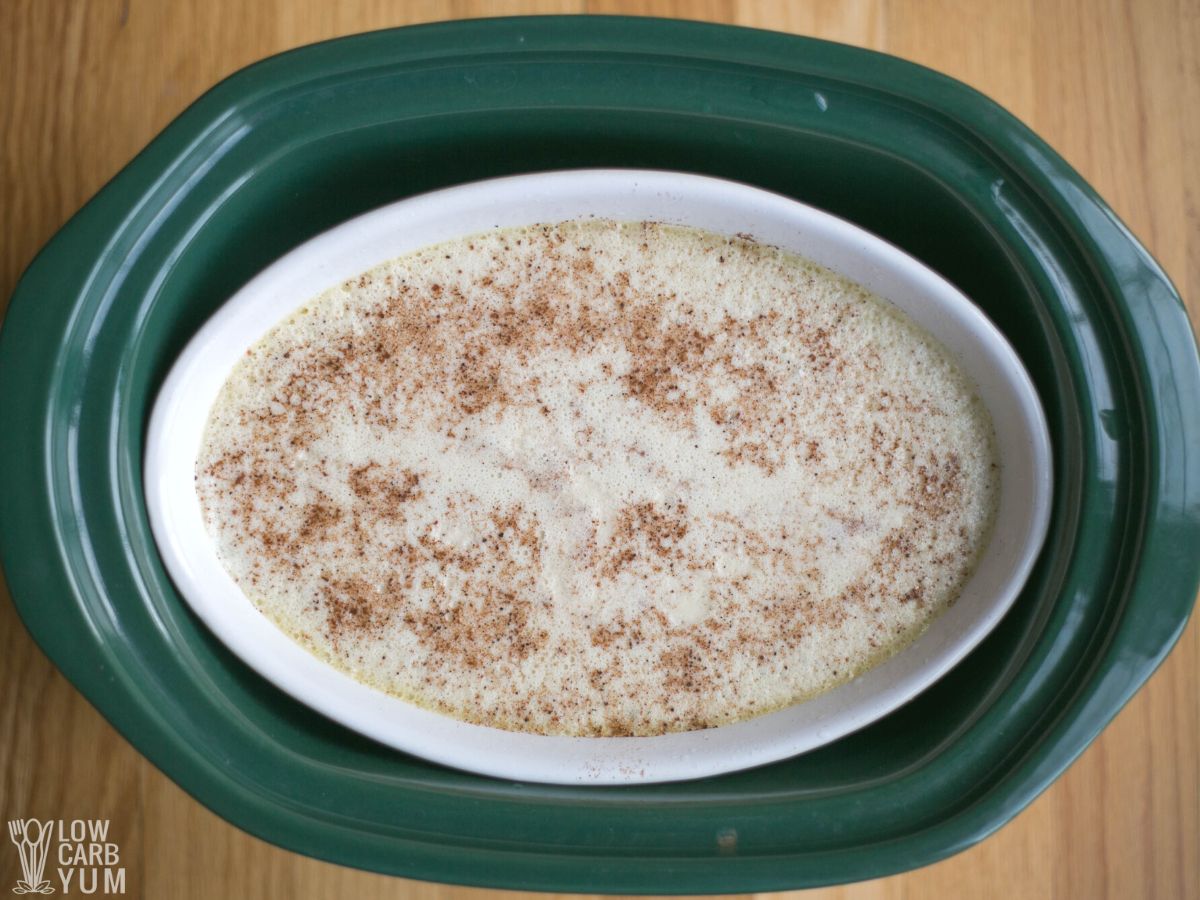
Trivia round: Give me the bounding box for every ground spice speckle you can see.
[196,220,999,736]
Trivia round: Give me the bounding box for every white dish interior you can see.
[145,169,1052,785]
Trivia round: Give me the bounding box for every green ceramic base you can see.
[1,16,1197,893]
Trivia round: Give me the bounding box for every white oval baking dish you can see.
[145,169,1052,785]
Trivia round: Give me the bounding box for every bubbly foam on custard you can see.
[196,220,998,736]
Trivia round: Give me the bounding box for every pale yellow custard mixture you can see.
[196,220,998,736]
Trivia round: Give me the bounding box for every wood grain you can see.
[1,1,1196,897]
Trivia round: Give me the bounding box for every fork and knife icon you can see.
[7,819,55,895]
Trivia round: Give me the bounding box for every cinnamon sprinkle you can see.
[196,220,999,736]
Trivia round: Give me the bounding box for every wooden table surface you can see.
[2,1,1197,897]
